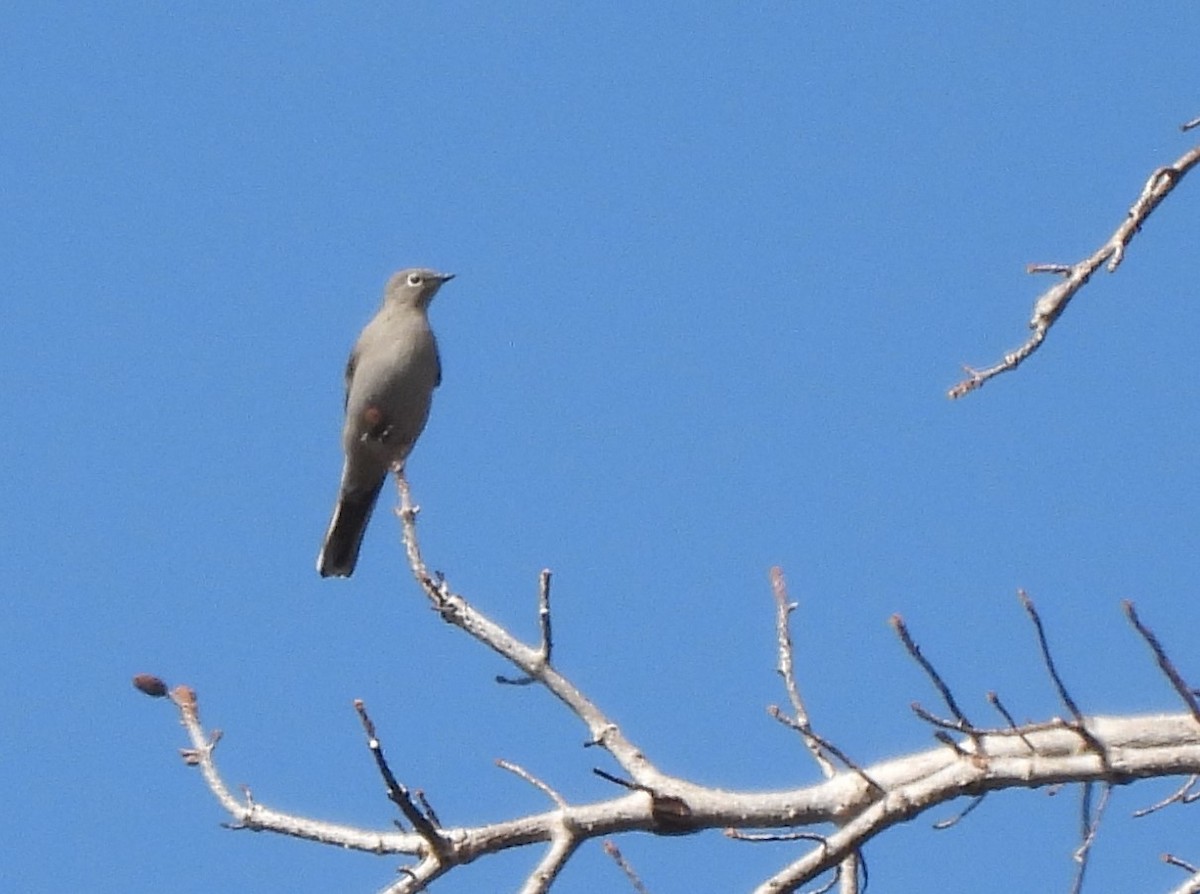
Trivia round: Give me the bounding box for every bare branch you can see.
[1019,590,1082,720]
[377,856,446,894]
[1027,263,1073,275]
[1069,782,1112,894]
[768,707,884,796]
[912,702,1063,743]
[770,567,837,778]
[166,684,427,854]
[155,673,1200,891]
[727,829,830,843]
[1164,858,1200,894]
[890,615,974,732]
[933,731,969,756]
[1123,601,1200,724]
[949,136,1200,398]
[604,841,652,894]
[497,759,568,810]
[517,834,580,894]
[1018,591,1110,765]
[932,793,985,830]
[728,828,864,894]
[150,532,1200,892]
[767,568,865,894]
[1133,775,1200,818]
[353,699,447,857]
[415,790,441,829]
[987,691,1037,751]
[393,472,661,784]
[1165,875,1200,894]
[499,569,555,686]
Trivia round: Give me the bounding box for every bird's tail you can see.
[317,479,385,578]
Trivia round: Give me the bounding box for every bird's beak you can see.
[437,272,456,283]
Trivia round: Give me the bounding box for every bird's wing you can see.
[343,344,360,411]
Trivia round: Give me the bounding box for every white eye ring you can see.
[407,272,423,287]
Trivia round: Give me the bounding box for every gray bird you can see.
[317,268,454,577]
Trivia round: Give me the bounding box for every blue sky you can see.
[3,3,1200,892]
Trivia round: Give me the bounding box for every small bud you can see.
[171,685,198,714]
[132,674,168,698]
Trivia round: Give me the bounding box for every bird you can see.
[317,267,455,577]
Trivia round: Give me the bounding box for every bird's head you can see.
[386,268,456,309]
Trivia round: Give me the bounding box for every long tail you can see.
[317,477,385,577]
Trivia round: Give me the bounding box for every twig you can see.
[592,769,696,835]
[890,615,974,731]
[810,868,842,894]
[1163,862,1200,894]
[377,856,444,894]
[151,682,424,855]
[1123,601,1200,724]
[769,569,866,893]
[987,691,1037,751]
[593,767,636,790]
[496,757,580,894]
[499,569,555,686]
[769,568,837,773]
[354,699,447,858]
[769,707,884,795]
[1018,592,1109,764]
[415,791,441,828]
[933,731,969,756]
[1132,775,1200,818]
[910,702,967,731]
[393,472,659,784]
[727,829,830,843]
[912,703,1068,744]
[537,568,553,657]
[518,833,580,894]
[604,841,652,894]
[1069,782,1112,894]
[847,854,867,894]
[1018,592,1081,720]
[726,828,857,893]
[949,135,1200,398]
[497,759,568,809]
[932,794,985,830]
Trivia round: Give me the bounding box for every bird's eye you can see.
[407,272,423,287]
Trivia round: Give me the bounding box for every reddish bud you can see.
[132,674,168,698]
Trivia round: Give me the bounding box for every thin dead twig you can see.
[1133,775,1200,818]
[891,615,975,734]
[604,841,652,894]
[354,699,447,857]
[949,132,1200,398]
[770,566,836,778]
[497,759,568,810]
[1123,601,1200,724]
[1069,782,1112,894]
[393,472,658,783]
[499,569,555,686]
[1018,592,1111,767]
